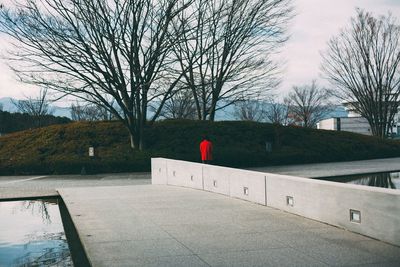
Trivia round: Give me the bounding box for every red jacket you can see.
[200,140,213,161]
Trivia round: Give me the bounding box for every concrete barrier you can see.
[151,158,400,246]
[229,170,266,205]
[151,158,168,185]
[203,165,268,205]
[203,165,230,196]
[166,159,204,190]
[152,159,266,204]
[266,173,400,246]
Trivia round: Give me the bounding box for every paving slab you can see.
[58,185,400,267]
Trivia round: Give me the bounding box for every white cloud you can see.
[278,0,400,96]
[0,32,38,99]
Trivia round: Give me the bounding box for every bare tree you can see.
[233,99,265,122]
[321,9,400,138]
[173,0,292,120]
[12,88,54,127]
[70,102,86,121]
[264,100,290,125]
[0,103,3,135]
[284,81,332,128]
[0,0,192,150]
[71,101,115,121]
[157,88,197,119]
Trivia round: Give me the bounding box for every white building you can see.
[317,102,400,136]
[317,117,372,135]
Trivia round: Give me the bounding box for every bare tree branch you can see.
[155,87,197,119]
[264,100,290,125]
[0,0,193,149]
[172,0,293,120]
[70,100,116,121]
[233,99,265,122]
[285,80,333,128]
[12,88,54,127]
[321,9,400,138]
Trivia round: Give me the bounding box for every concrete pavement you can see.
[249,157,400,178]
[0,172,150,199]
[2,156,399,199]
[2,158,400,266]
[59,185,400,267]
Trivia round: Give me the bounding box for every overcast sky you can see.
[0,0,400,104]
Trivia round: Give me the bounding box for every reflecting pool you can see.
[318,171,400,190]
[0,199,73,266]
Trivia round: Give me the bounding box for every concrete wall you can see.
[203,164,230,196]
[166,159,204,190]
[229,170,266,205]
[152,158,266,205]
[266,173,400,246]
[151,158,168,185]
[151,158,400,246]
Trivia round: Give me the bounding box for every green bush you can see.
[1,119,400,175]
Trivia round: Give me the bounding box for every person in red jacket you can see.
[200,135,213,164]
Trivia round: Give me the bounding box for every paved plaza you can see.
[58,185,400,267]
[1,158,400,266]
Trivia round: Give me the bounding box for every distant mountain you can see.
[51,106,71,118]
[0,97,18,113]
[214,102,348,121]
[0,97,348,121]
[0,97,71,118]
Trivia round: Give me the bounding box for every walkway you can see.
[0,172,150,199]
[59,185,400,267]
[250,157,400,178]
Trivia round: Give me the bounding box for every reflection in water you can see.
[319,171,400,189]
[18,199,54,223]
[365,173,396,188]
[0,199,73,266]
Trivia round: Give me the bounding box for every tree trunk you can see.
[129,133,136,149]
[209,99,217,121]
[128,124,142,150]
[139,123,145,151]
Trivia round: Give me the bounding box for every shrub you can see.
[1,120,400,175]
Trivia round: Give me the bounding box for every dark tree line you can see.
[12,88,55,128]
[0,110,70,135]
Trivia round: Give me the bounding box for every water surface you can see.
[318,171,400,190]
[0,199,72,266]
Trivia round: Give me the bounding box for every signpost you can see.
[89,147,95,157]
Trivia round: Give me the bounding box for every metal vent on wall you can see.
[350,209,361,223]
[286,196,294,207]
[243,187,249,196]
